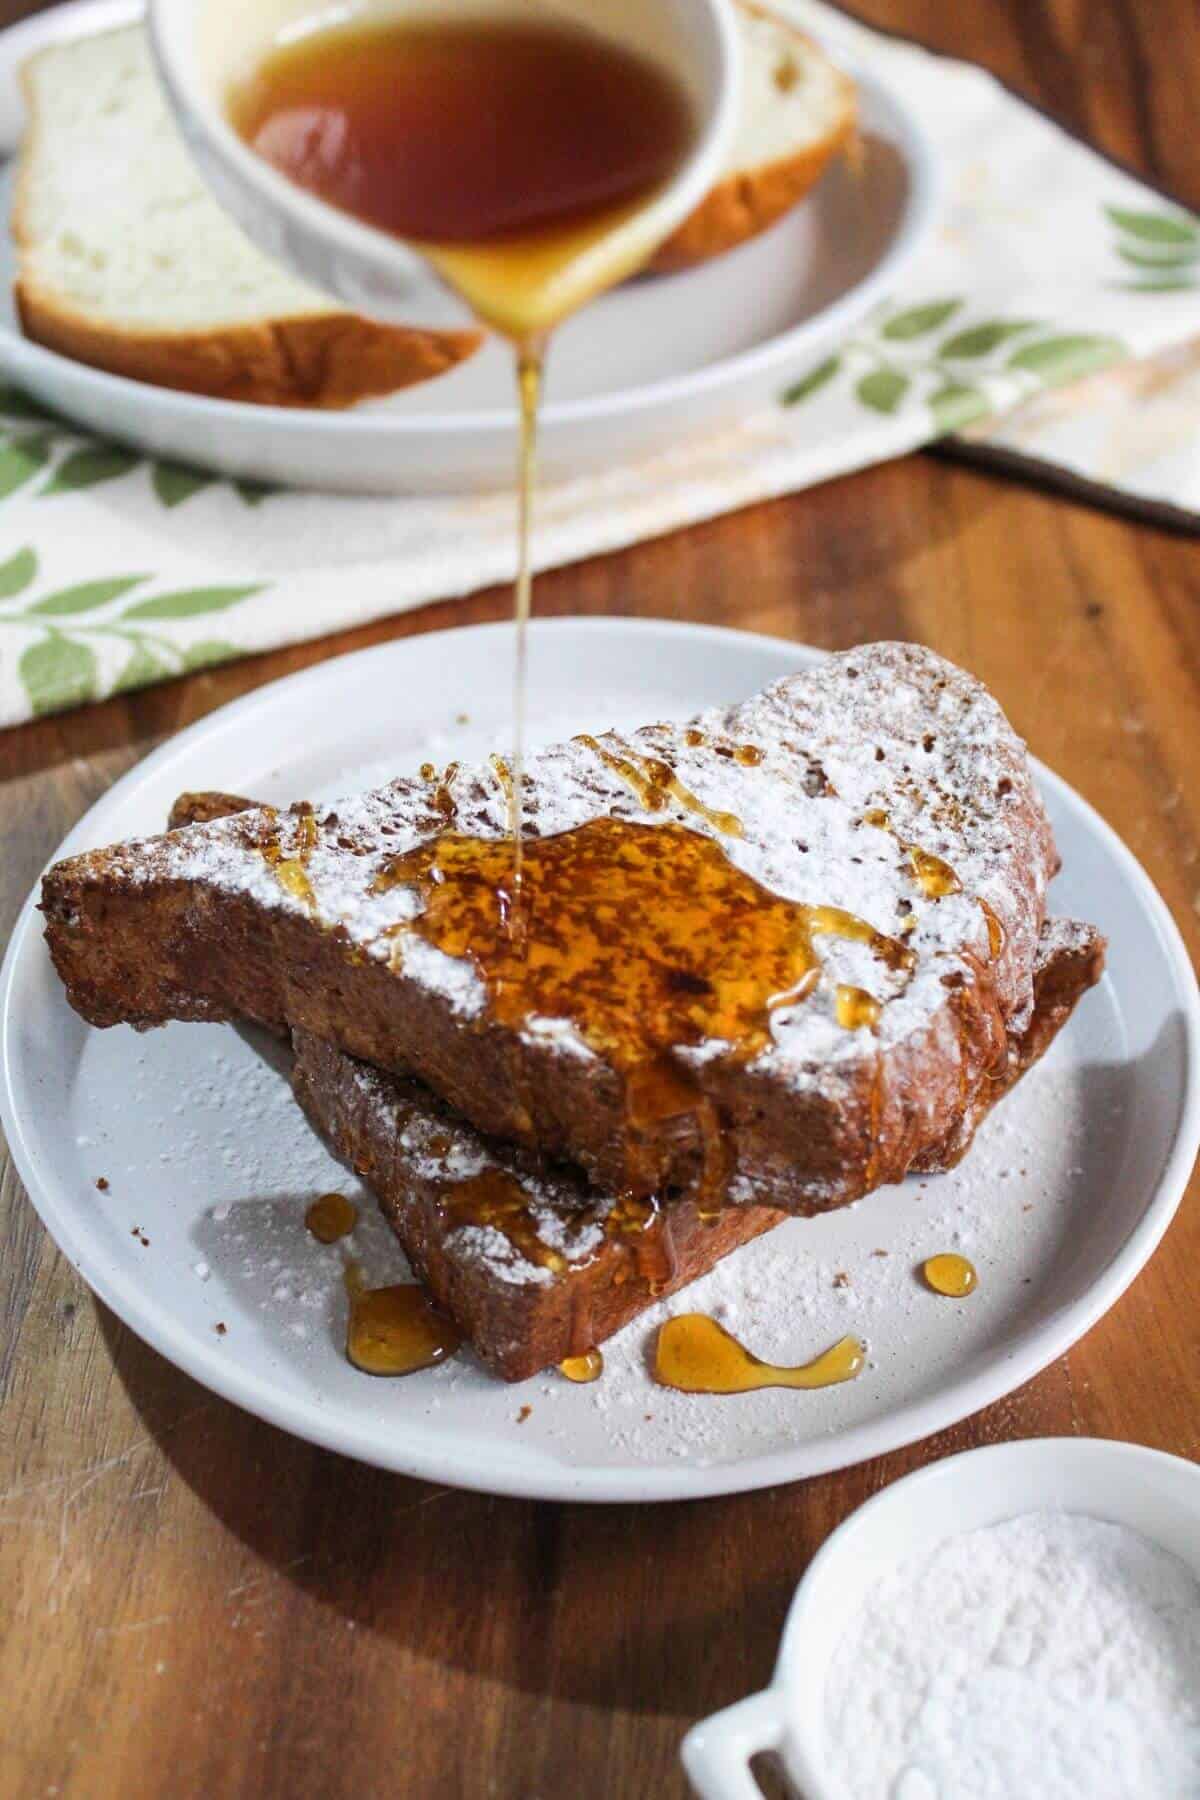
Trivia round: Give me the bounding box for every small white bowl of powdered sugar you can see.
[682,1437,1200,1800]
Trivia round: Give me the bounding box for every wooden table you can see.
[2,4,1198,1795]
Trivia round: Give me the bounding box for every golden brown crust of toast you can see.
[291,1029,783,1381]
[912,919,1105,1172]
[648,125,856,274]
[35,841,1010,1214]
[13,278,483,408]
[168,791,265,830]
[647,14,856,273]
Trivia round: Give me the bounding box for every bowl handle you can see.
[680,1690,786,1799]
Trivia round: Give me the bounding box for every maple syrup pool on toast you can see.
[230,15,697,885]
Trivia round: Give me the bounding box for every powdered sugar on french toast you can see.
[107,645,1054,1088]
[339,1050,616,1288]
[309,884,1087,1295]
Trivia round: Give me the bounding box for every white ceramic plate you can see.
[0,0,938,492]
[2,619,1197,1503]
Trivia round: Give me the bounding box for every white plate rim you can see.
[2,616,1198,1503]
[0,0,942,440]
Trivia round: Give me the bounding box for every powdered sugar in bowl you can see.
[681,1438,1200,1800]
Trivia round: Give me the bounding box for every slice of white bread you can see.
[649,2,856,273]
[12,25,482,408]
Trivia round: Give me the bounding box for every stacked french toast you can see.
[41,645,1104,1381]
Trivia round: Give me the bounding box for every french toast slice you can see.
[292,918,1103,1380]
[42,644,1072,1214]
[162,793,1104,1378]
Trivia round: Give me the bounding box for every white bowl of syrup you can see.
[149,0,747,823]
[681,1437,1200,1799]
[148,0,744,344]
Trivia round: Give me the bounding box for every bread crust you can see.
[649,121,856,274]
[13,278,483,409]
[292,1029,785,1381]
[647,18,856,273]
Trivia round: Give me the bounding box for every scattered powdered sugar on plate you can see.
[822,1511,1200,1799]
[103,1025,414,1361]
[119,1013,1111,1469]
[564,1054,1107,1464]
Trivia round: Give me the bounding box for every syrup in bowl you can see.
[228,16,697,339]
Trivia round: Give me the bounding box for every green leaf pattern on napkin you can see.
[0,386,281,509]
[0,391,273,715]
[782,196,1197,429]
[1106,205,1199,291]
[18,634,99,715]
[0,432,52,498]
[152,461,218,508]
[0,169,1195,725]
[0,547,262,716]
[783,296,1125,433]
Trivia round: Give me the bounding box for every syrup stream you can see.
[511,341,545,899]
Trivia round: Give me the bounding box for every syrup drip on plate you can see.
[923,1253,978,1298]
[305,1191,358,1244]
[559,1348,604,1383]
[344,1263,462,1374]
[373,817,915,1205]
[654,1315,866,1394]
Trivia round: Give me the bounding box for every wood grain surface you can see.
[2,4,1198,1797]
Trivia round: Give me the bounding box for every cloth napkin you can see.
[0,0,1196,729]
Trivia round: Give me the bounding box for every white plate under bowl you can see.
[2,619,1198,1502]
[0,0,938,492]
